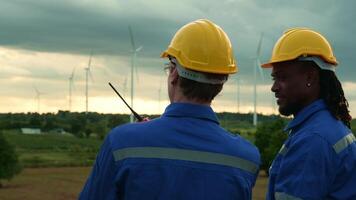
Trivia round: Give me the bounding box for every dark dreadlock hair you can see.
[300,61,352,128]
[319,68,352,129]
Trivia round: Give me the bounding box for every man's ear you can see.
[305,67,319,86]
[170,67,179,85]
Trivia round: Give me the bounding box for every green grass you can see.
[1,117,259,167]
[3,131,102,167]
[351,119,356,133]
[3,131,100,150]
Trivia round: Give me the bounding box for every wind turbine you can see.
[128,26,143,123]
[253,33,264,126]
[33,86,45,113]
[84,52,94,115]
[68,67,76,112]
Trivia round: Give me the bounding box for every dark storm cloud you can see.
[0,0,355,82]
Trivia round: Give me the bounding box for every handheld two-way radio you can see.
[108,82,143,122]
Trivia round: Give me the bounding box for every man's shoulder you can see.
[301,109,349,143]
[291,110,352,158]
[220,130,261,164]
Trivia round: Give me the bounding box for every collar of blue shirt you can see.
[162,103,219,124]
[284,99,328,132]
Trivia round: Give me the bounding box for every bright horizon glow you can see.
[0,46,355,117]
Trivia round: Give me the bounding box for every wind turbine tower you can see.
[128,26,143,123]
[84,52,94,115]
[253,33,264,126]
[68,67,76,112]
[34,86,44,113]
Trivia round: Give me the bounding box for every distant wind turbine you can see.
[128,26,143,123]
[252,33,264,126]
[84,51,94,115]
[33,86,45,113]
[68,67,76,112]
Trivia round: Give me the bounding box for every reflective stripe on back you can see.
[113,147,259,174]
[333,133,356,154]
[275,192,302,200]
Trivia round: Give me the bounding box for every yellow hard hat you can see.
[261,28,338,68]
[161,19,237,74]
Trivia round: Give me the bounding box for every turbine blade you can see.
[257,59,264,80]
[88,51,93,69]
[135,46,143,52]
[71,67,76,78]
[33,86,39,94]
[256,33,264,58]
[128,26,136,51]
[71,78,76,90]
[89,70,94,82]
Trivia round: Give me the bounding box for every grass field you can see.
[3,131,102,167]
[0,167,268,200]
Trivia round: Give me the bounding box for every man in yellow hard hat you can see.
[262,28,356,199]
[80,19,261,200]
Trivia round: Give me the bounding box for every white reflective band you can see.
[278,144,288,156]
[171,58,228,84]
[113,147,259,174]
[275,192,302,200]
[333,133,356,154]
[298,56,336,72]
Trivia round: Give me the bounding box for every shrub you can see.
[254,119,288,175]
[0,132,22,187]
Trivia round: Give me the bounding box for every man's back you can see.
[80,103,260,200]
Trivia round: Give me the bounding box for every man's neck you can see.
[171,92,211,106]
[293,97,320,117]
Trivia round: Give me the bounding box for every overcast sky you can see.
[1,0,355,117]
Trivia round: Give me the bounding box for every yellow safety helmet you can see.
[261,28,338,68]
[161,19,237,74]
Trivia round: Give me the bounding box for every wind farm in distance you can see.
[20,26,277,127]
[1,2,356,200]
[13,25,279,127]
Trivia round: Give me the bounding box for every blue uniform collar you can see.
[284,99,328,132]
[162,103,219,124]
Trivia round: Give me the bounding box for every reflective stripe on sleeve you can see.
[278,144,288,156]
[333,133,356,154]
[275,192,302,200]
[113,147,259,174]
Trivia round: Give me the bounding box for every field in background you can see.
[0,167,90,200]
[0,130,268,199]
[2,131,102,167]
[1,118,354,200]
[2,125,256,168]
[0,167,268,200]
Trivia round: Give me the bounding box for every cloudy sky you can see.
[1,0,355,117]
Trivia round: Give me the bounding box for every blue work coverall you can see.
[80,103,260,200]
[267,99,356,200]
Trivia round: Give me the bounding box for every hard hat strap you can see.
[298,56,336,72]
[171,58,228,84]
